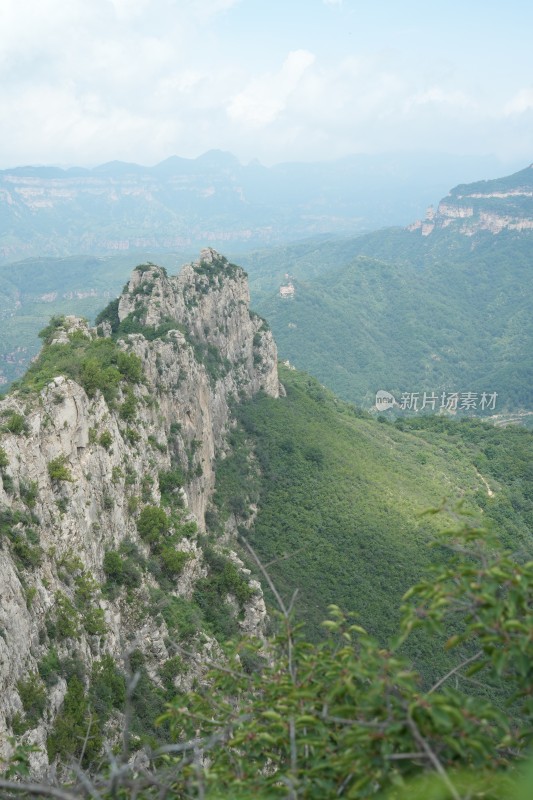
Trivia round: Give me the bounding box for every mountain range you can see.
[0,151,511,263]
[1,161,532,417]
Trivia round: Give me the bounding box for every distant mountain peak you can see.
[194,149,242,168]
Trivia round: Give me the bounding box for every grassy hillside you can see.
[212,367,533,668]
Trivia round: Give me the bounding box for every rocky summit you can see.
[0,248,279,772]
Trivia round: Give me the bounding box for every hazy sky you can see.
[1,0,532,168]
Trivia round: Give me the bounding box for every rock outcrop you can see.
[408,163,533,236]
[0,249,277,770]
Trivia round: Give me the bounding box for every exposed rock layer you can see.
[0,249,277,769]
[408,163,533,236]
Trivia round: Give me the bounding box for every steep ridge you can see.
[0,248,278,770]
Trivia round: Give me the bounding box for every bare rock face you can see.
[0,250,279,770]
[407,164,533,237]
[116,249,279,521]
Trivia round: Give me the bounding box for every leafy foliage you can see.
[212,366,533,698]
[15,673,47,731]
[137,505,170,544]
[99,430,113,450]
[0,507,42,570]
[0,411,28,435]
[103,547,142,591]
[188,337,230,384]
[149,589,204,642]
[13,328,143,401]
[37,648,62,688]
[47,676,102,766]
[116,313,183,342]
[47,456,73,482]
[23,515,528,798]
[193,545,254,639]
[152,517,533,798]
[159,546,191,577]
[89,655,126,723]
[158,467,186,507]
[95,298,120,332]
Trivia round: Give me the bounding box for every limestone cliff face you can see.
[407,163,533,237]
[0,249,277,770]
[116,248,279,522]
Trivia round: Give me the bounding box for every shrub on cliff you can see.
[13,326,143,400]
[137,505,170,544]
[47,456,73,483]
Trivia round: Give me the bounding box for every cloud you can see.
[190,0,243,21]
[108,0,152,21]
[504,88,533,115]
[0,0,531,167]
[227,50,316,128]
[404,87,471,113]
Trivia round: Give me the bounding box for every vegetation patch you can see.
[158,466,185,507]
[148,590,203,642]
[14,672,47,732]
[251,231,533,411]
[99,430,113,450]
[137,505,170,545]
[0,411,28,435]
[127,650,169,747]
[188,338,230,384]
[12,322,143,401]
[47,564,106,639]
[193,253,242,286]
[213,366,533,690]
[0,507,42,570]
[19,479,38,508]
[89,655,126,724]
[115,313,184,342]
[102,541,143,597]
[47,456,73,483]
[37,648,62,688]
[47,675,102,767]
[193,545,254,640]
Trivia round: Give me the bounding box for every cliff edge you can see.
[0,248,279,771]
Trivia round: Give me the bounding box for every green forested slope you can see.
[249,230,533,410]
[213,367,533,666]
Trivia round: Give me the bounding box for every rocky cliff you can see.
[408,163,533,236]
[0,248,279,771]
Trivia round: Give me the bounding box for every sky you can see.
[1,0,532,169]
